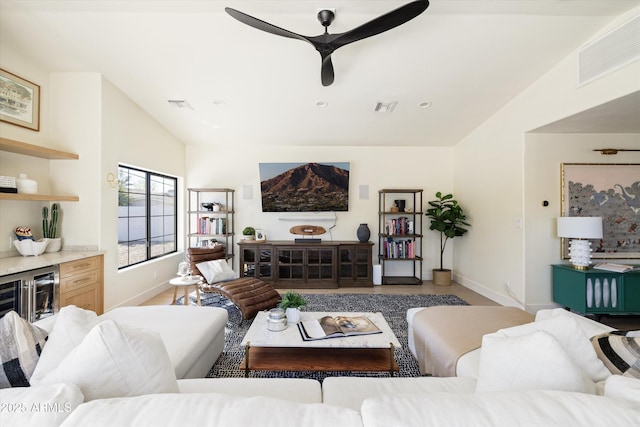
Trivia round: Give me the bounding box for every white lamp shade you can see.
[557,217,603,239]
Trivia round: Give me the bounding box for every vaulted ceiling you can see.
[1,0,638,147]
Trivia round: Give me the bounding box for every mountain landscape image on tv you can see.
[259,162,350,212]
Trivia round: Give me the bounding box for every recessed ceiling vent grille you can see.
[578,15,640,87]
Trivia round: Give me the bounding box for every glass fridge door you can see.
[33,271,57,321]
[0,277,21,319]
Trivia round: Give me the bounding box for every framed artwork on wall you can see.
[561,163,640,259]
[0,68,40,131]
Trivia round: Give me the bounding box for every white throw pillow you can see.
[30,305,99,385]
[196,259,238,284]
[38,320,178,401]
[476,330,597,394]
[490,314,611,382]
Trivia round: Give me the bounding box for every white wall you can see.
[186,144,455,278]
[100,77,186,309]
[1,39,186,309]
[0,45,62,252]
[524,133,640,308]
[454,7,640,310]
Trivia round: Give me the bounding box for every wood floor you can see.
[141,282,498,307]
[141,281,639,330]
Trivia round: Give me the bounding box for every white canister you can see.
[16,173,38,194]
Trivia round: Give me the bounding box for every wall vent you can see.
[577,15,640,87]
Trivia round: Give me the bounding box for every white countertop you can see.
[0,249,104,276]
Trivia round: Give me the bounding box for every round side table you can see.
[169,275,203,306]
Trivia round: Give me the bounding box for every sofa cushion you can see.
[177,378,322,403]
[99,305,228,379]
[322,376,477,412]
[30,305,99,385]
[476,330,597,394]
[61,393,364,427]
[38,320,178,401]
[591,330,640,377]
[0,382,84,427]
[0,311,48,388]
[360,390,640,427]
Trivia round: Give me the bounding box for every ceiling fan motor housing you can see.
[317,10,335,28]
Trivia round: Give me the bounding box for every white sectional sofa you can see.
[33,305,228,379]
[1,306,639,427]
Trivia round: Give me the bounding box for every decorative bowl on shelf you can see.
[13,239,50,256]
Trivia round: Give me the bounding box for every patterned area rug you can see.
[180,292,469,381]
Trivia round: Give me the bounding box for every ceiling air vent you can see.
[374,101,398,113]
[167,99,193,110]
[578,15,640,87]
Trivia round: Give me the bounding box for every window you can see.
[118,165,177,269]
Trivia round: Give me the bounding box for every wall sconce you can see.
[557,217,603,269]
[106,173,120,188]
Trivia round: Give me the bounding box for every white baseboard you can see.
[108,282,171,310]
[454,273,564,314]
[454,273,526,310]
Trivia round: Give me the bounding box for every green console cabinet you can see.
[552,264,640,315]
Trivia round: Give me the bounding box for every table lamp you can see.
[557,217,603,269]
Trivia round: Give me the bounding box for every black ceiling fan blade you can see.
[321,54,335,87]
[225,7,310,44]
[331,0,429,49]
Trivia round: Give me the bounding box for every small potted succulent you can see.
[242,226,255,241]
[278,291,307,324]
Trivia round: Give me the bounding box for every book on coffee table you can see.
[298,315,382,341]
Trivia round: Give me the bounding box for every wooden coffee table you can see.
[240,311,401,377]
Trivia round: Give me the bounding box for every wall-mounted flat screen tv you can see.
[259,162,350,212]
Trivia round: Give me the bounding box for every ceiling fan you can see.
[225,0,429,86]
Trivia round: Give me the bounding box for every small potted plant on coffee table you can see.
[278,291,307,324]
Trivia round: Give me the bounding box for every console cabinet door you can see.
[339,245,373,287]
[241,246,273,280]
[306,247,336,283]
[277,248,304,280]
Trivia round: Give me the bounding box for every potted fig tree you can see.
[425,192,470,286]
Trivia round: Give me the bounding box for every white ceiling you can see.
[1,0,639,147]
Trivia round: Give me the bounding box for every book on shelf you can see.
[198,217,227,235]
[297,315,382,341]
[384,238,415,259]
[593,262,637,273]
[385,217,411,236]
